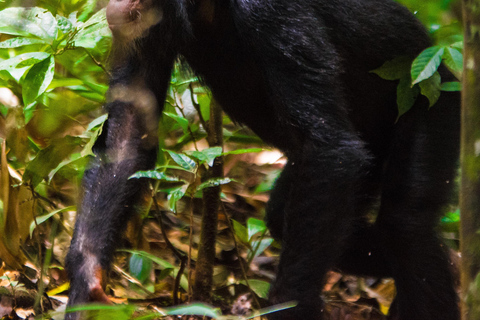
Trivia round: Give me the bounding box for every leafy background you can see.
[0,0,462,319]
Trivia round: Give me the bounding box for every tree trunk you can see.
[193,98,223,301]
[460,1,480,319]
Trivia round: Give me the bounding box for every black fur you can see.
[66,1,460,319]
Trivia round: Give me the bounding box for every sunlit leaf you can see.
[0,7,57,43]
[0,37,46,48]
[166,150,197,172]
[443,47,463,73]
[247,218,267,240]
[164,303,221,319]
[197,178,231,191]
[411,46,444,84]
[22,55,55,105]
[129,170,180,182]
[240,279,270,299]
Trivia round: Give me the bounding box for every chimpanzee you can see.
[65,0,460,319]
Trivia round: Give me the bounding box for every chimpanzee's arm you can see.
[65,1,176,318]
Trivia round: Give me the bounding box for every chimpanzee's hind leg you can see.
[375,91,460,320]
[65,25,175,320]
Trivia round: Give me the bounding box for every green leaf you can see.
[119,249,188,290]
[120,249,174,269]
[29,206,75,237]
[74,9,111,49]
[86,114,108,131]
[22,55,55,105]
[419,72,441,107]
[246,301,298,319]
[0,52,51,71]
[130,170,180,182]
[0,7,57,43]
[56,15,75,33]
[167,185,187,213]
[443,47,463,73]
[232,219,249,244]
[164,112,189,133]
[81,122,105,158]
[197,178,231,191]
[23,136,83,187]
[240,279,270,299]
[397,75,419,118]
[411,46,445,85]
[223,148,264,156]
[370,55,413,80]
[250,238,274,259]
[164,303,221,319]
[47,78,85,90]
[166,150,197,172]
[185,147,223,167]
[247,218,267,240]
[441,81,462,92]
[129,253,153,283]
[0,37,46,48]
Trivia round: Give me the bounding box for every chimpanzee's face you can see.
[106,0,163,42]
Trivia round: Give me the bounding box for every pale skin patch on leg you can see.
[79,251,112,303]
[108,82,159,162]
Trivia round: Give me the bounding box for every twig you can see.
[153,195,186,304]
[222,202,261,309]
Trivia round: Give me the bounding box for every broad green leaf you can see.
[23,136,83,187]
[87,114,108,131]
[397,75,419,118]
[167,185,187,212]
[186,147,223,167]
[74,9,111,49]
[223,148,264,156]
[0,52,50,71]
[443,47,463,73]
[232,219,249,244]
[129,170,180,182]
[164,303,221,319]
[47,78,85,90]
[240,279,270,299]
[0,37,46,48]
[81,122,105,157]
[48,154,88,183]
[0,7,57,43]
[246,301,298,319]
[120,249,188,290]
[250,238,274,259]
[29,206,75,237]
[120,249,174,269]
[419,72,441,107]
[411,46,444,85]
[56,15,75,33]
[197,178,231,191]
[166,150,197,172]
[66,304,135,320]
[164,112,189,133]
[370,55,413,80]
[22,55,55,105]
[129,253,153,283]
[441,81,462,92]
[247,218,267,240]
